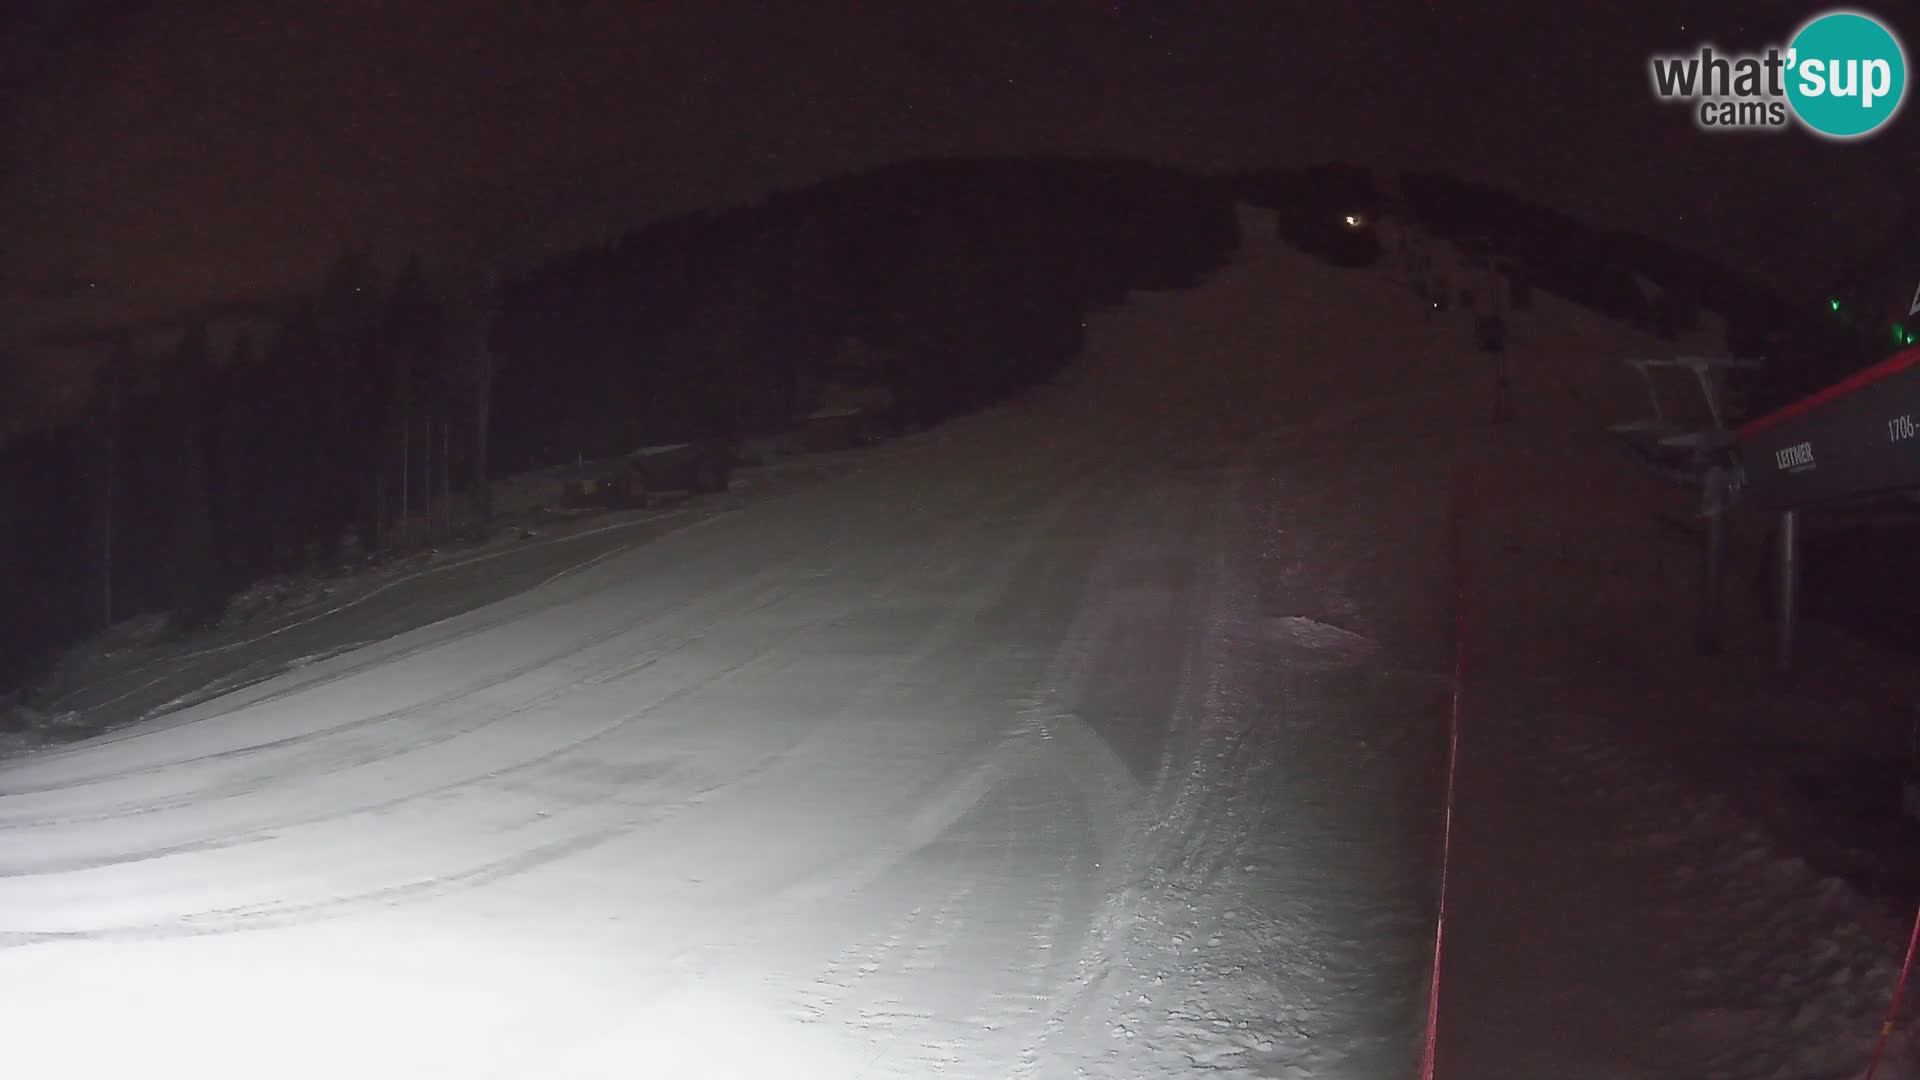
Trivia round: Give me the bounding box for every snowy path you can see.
[0,278,1444,1080]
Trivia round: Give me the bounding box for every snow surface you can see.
[4,216,1920,1078]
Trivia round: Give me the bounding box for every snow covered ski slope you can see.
[4,208,1917,1078]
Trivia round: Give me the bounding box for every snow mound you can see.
[1263,615,1378,660]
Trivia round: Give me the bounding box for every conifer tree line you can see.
[0,156,1238,684]
[1,157,1800,688]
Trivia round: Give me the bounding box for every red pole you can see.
[1420,468,1473,1080]
[1863,904,1920,1079]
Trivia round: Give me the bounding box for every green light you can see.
[1830,297,1842,312]
[1896,323,1909,346]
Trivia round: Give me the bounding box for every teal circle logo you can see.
[1786,11,1907,138]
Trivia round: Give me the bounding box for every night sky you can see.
[3,1,1915,350]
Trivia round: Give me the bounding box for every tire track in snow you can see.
[1060,442,1441,1079]
[15,417,1096,781]
[496,455,1191,1077]
[778,781,1080,1079]
[3,433,1110,820]
[0,439,1135,940]
[2,520,829,801]
[790,895,944,1025]
[1012,464,1244,1077]
[463,431,1171,1070]
[37,507,706,726]
[710,463,1237,1078]
[33,437,947,734]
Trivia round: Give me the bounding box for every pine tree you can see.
[167,323,221,627]
[210,333,261,578]
[779,213,839,419]
[443,270,499,532]
[312,248,390,549]
[384,254,438,544]
[896,203,983,422]
[84,332,134,631]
